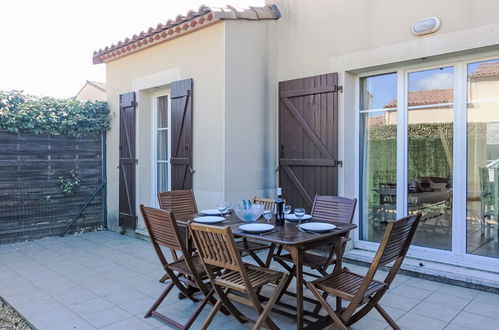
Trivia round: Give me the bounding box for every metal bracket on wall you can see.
[334,160,343,167]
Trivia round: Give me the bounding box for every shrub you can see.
[0,90,110,136]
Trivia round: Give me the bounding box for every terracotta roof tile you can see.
[385,88,453,108]
[93,4,280,64]
[469,62,499,79]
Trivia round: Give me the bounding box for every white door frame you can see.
[353,52,499,273]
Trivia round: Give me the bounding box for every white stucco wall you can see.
[105,23,225,231]
[223,20,278,202]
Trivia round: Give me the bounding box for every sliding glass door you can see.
[407,67,454,250]
[466,59,499,259]
[358,56,499,267]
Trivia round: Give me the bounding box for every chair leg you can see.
[375,303,400,330]
[200,297,223,330]
[254,274,289,330]
[145,282,174,317]
[213,285,247,324]
[184,289,215,330]
[264,244,276,268]
[306,282,347,330]
[276,265,295,302]
[248,250,266,267]
[159,272,170,283]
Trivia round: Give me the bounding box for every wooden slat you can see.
[278,73,339,212]
[0,130,104,244]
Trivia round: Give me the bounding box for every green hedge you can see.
[0,90,109,136]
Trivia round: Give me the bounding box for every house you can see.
[74,80,106,101]
[93,0,499,282]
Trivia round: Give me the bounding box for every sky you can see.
[0,0,264,98]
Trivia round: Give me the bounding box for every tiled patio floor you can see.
[0,231,498,330]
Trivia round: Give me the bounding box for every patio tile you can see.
[99,316,156,330]
[377,293,421,311]
[410,301,461,323]
[67,297,115,318]
[53,288,99,306]
[424,292,472,310]
[23,306,80,329]
[119,296,156,315]
[463,299,499,320]
[349,316,390,330]
[390,284,435,300]
[404,277,445,291]
[396,312,447,330]
[101,287,147,305]
[443,324,473,330]
[39,317,96,330]
[366,305,406,322]
[81,306,134,328]
[436,284,480,299]
[451,311,499,330]
[473,291,499,306]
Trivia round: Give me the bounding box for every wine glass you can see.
[263,210,273,224]
[217,203,227,215]
[294,207,305,227]
[284,204,292,220]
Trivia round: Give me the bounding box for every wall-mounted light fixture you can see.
[412,17,441,36]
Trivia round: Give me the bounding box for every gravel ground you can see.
[0,297,34,330]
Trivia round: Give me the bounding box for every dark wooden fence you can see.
[0,130,105,244]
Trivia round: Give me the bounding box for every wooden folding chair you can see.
[140,205,216,329]
[307,213,422,330]
[234,197,279,268]
[274,196,356,307]
[189,222,289,330]
[156,190,198,282]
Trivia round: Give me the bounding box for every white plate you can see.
[200,209,225,216]
[238,223,275,234]
[286,214,312,221]
[193,216,226,224]
[299,222,336,233]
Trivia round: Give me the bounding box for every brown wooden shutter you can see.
[279,73,340,212]
[118,91,137,229]
[170,78,193,190]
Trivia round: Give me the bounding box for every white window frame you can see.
[151,90,171,207]
[354,52,499,273]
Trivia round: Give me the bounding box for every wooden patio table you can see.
[176,213,357,330]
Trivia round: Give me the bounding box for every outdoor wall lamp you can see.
[412,17,441,36]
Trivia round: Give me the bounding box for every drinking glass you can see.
[284,204,292,219]
[295,207,305,226]
[217,203,227,215]
[263,210,273,224]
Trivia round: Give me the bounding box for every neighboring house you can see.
[75,80,106,101]
[93,1,499,279]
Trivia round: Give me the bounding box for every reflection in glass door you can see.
[359,73,398,243]
[467,59,499,258]
[407,67,454,250]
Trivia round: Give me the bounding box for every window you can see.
[156,95,169,194]
[358,55,499,267]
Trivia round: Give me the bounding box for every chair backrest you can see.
[311,195,357,224]
[253,197,278,211]
[140,205,187,256]
[157,190,198,219]
[189,222,244,272]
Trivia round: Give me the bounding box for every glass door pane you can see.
[359,73,398,242]
[466,59,499,258]
[407,67,454,250]
[156,95,168,193]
